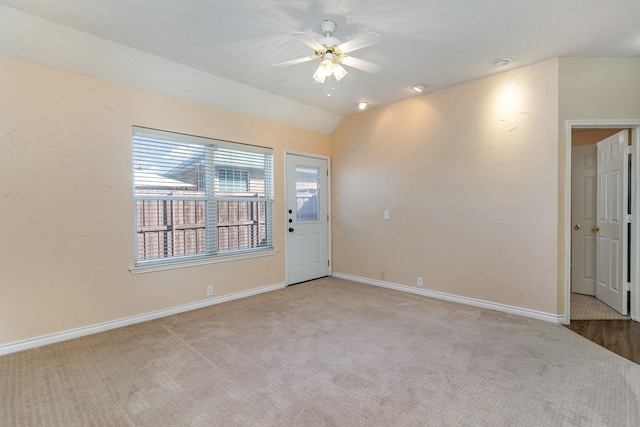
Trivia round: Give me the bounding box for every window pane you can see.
[133,139,206,197]
[296,167,318,222]
[214,147,267,198]
[135,199,206,261]
[217,200,268,252]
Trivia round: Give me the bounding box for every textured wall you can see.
[0,56,331,345]
[331,59,560,314]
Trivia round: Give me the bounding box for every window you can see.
[132,127,273,267]
[218,169,249,192]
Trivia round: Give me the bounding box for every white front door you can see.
[285,153,330,285]
[595,130,629,314]
[571,144,598,295]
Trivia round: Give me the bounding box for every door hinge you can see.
[327,214,330,221]
[625,214,633,223]
[625,145,634,155]
[327,260,330,267]
[327,169,329,176]
[624,282,631,292]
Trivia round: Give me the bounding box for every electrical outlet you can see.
[380,271,385,280]
[383,210,390,220]
[206,285,213,296]
[417,277,423,287]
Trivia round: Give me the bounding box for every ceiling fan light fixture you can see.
[492,57,511,68]
[312,67,327,83]
[313,58,332,83]
[313,57,347,83]
[333,63,348,81]
[412,83,427,93]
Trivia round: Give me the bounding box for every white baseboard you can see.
[332,272,563,324]
[1,275,563,356]
[0,282,286,356]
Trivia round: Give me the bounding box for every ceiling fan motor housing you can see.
[319,20,341,55]
[320,20,337,36]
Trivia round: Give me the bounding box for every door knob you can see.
[574,224,581,230]
[289,227,294,232]
[591,225,600,232]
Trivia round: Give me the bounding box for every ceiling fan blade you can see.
[289,31,325,51]
[271,56,317,68]
[341,56,381,74]
[337,32,381,53]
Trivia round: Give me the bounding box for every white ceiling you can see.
[2,0,639,123]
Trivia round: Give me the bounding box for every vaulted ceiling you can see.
[1,0,639,133]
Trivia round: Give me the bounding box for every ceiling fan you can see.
[272,20,381,83]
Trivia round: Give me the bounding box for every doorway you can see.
[566,121,640,323]
[285,152,331,285]
[571,130,629,315]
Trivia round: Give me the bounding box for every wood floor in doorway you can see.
[567,320,640,365]
[567,292,638,364]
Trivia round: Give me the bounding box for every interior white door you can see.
[571,144,598,295]
[286,154,329,285]
[595,130,629,314]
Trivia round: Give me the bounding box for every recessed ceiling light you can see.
[492,57,511,68]
[356,102,369,110]
[412,83,428,93]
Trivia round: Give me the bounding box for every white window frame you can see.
[130,127,276,274]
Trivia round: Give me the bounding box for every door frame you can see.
[283,150,332,285]
[565,120,640,323]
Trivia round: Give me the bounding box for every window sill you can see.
[129,249,278,275]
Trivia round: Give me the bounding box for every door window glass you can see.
[296,167,318,221]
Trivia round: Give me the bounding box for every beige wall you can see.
[0,56,331,345]
[557,57,640,314]
[331,58,560,314]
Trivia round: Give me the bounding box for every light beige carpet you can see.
[571,292,630,320]
[1,277,639,426]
